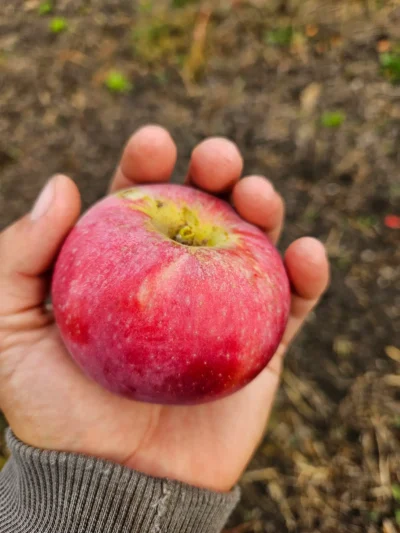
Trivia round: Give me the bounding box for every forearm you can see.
[0,429,239,533]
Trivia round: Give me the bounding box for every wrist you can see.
[124,453,239,494]
[1,429,240,533]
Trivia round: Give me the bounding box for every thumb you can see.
[0,175,81,316]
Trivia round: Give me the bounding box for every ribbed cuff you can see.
[0,429,239,533]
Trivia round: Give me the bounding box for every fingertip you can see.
[285,237,330,300]
[188,137,243,193]
[0,174,82,314]
[232,176,284,243]
[115,125,177,188]
[30,174,81,226]
[232,175,275,205]
[53,174,81,224]
[30,174,82,263]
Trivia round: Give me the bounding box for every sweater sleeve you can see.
[0,429,239,533]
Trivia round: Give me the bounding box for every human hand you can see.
[0,126,329,492]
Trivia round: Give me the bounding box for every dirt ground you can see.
[1,1,400,531]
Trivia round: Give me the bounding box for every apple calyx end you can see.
[120,187,233,248]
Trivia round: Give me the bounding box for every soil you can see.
[1,1,399,531]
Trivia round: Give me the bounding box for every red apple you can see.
[52,184,290,405]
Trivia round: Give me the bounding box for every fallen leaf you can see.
[330,35,343,48]
[385,346,400,362]
[300,82,322,114]
[377,39,391,53]
[383,519,397,533]
[385,375,400,387]
[305,24,319,38]
[384,215,400,229]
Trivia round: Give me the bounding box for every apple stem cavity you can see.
[120,188,232,248]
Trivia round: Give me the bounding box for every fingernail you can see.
[30,178,56,221]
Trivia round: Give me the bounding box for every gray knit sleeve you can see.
[0,429,239,533]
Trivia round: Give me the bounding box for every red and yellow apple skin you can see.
[52,184,290,405]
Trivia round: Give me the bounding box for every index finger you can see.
[109,125,178,193]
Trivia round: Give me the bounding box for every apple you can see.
[52,184,290,405]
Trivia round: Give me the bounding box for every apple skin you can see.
[52,183,290,405]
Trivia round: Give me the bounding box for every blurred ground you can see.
[0,0,400,531]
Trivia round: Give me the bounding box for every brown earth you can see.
[0,1,399,531]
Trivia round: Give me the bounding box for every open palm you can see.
[0,126,329,492]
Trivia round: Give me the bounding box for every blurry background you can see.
[0,0,399,531]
